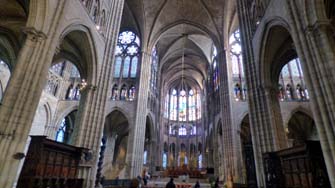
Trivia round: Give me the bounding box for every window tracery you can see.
[212,46,219,91]
[229,29,247,101]
[166,88,201,122]
[278,58,309,101]
[150,47,158,92]
[55,114,75,144]
[111,30,140,102]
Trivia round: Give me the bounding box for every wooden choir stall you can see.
[17,136,88,188]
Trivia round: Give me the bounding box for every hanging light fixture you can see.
[179,33,187,120]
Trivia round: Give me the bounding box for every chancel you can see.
[0,0,334,188]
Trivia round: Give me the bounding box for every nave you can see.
[0,0,334,188]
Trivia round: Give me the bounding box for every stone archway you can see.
[287,111,318,147]
[143,115,155,173]
[54,110,77,144]
[101,110,129,180]
[239,114,257,188]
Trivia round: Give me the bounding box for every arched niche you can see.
[55,110,78,144]
[101,110,129,179]
[144,116,154,168]
[287,111,319,147]
[239,114,257,187]
[30,103,51,136]
[0,60,10,102]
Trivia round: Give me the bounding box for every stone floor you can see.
[145,177,213,188]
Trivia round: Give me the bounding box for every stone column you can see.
[0,26,56,187]
[71,1,125,187]
[287,1,335,186]
[217,49,237,182]
[236,1,288,186]
[125,51,151,178]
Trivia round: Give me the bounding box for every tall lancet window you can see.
[170,89,178,121]
[212,46,219,91]
[112,30,140,101]
[166,87,201,122]
[189,90,196,121]
[179,90,187,121]
[229,29,246,101]
[151,47,159,92]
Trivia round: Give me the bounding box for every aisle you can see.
[145,178,212,188]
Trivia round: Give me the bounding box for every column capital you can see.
[304,19,332,35]
[81,84,98,93]
[22,27,47,42]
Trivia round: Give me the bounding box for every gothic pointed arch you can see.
[56,24,99,85]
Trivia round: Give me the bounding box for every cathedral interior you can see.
[0,0,334,188]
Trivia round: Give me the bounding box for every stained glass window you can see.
[163,153,167,168]
[197,92,201,119]
[179,90,187,121]
[232,56,239,75]
[56,118,66,142]
[170,89,178,120]
[290,59,299,77]
[164,94,169,118]
[128,86,136,101]
[281,65,289,77]
[111,84,118,100]
[230,29,246,101]
[120,85,127,100]
[151,47,158,91]
[114,57,122,78]
[179,126,187,136]
[212,45,220,91]
[114,30,140,79]
[278,58,308,101]
[123,56,130,78]
[198,154,202,168]
[70,65,80,78]
[189,90,196,121]
[143,150,147,164]
[192,126,197,135]
[166,88,201,121]
[130,56,138,78]
[50,62,65,76]
[55,112,75,144]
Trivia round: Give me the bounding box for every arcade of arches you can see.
[0,0,334,188]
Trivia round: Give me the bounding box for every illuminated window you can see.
[166,88,201,121]
[198,154,202,168]
[212,46,220,91]
[163,153,167,168]
[143,150,147,165]
[229,29,246,101]
[151,47,158,91]
[178,126,187,136]
[278,58,308,101]
[113,30,140,79]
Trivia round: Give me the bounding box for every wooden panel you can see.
[17,136,88,188]
[263,141,331,188]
